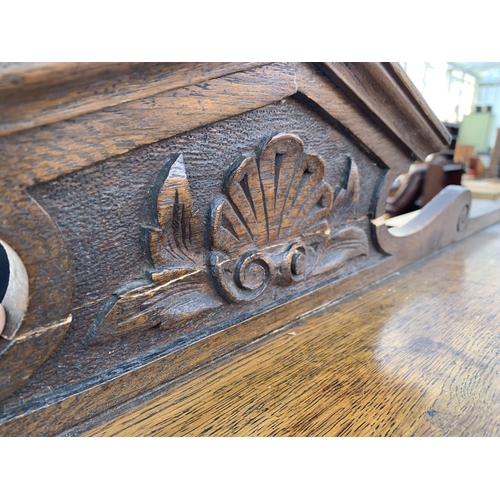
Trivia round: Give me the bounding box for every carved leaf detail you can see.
[145,154,203,268]
[312,226,368,276]
[330,157,360,226]
[87,154,221,343]
[86,270,223,343]
[90,136,370,341]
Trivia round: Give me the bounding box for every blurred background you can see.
[381,62,500,224]
[402,62,500,151]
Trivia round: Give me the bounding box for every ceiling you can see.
[448,62,500,85]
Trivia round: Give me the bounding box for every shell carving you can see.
[208,133,334,302]
[88,132,369,343]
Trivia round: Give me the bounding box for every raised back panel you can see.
[17,97,384,398]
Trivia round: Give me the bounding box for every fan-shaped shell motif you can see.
[89,132,369,343]
[209,133,334,302]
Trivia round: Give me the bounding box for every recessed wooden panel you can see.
[13,98,384,401]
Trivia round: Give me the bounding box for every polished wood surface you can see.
[85,223,500,437]
[0,63,265,137]
[3,62,499,436]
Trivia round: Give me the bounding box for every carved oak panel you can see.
[87,132,368,343]
[2,62,493,438]
[10,97,384,403]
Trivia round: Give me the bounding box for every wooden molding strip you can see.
[317,63,451,161]
[0,62,267,138]
[0,63,419,190]
[0,63,299,187]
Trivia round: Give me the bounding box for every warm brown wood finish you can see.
[0,63,417,188]
[318,63,451,159]
[0,62,266,137]
[87,133,368,343]
[83,223,500,437]
[1,62,500,436]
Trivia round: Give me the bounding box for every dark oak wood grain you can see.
[0,64,298,186]
[0,62,266,137]
[85,132,369,343]
[1,62,499,436]
[0,63,426,188]
[82,223,500,437]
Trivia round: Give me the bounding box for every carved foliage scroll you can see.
[87,133,368,343]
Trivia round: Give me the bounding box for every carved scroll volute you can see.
[208,133,334,302]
